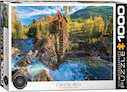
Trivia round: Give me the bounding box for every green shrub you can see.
[71,43,79,50]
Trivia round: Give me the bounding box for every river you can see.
[12,38,113,81]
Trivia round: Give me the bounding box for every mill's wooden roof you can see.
[52,11,67,23]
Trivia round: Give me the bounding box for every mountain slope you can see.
[35,15,52,24]
[71,6,113,22]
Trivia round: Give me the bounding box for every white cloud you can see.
[18,6,63,19]
[70,6,87,14]
[17,6,87,19]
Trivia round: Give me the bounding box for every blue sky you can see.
[15,6,87,26]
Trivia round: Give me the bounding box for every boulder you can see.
[38,69,53,81]
[12,68,31,81]
[18,50,38,67]
[12,47,20,57]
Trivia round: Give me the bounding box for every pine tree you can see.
[27,20,37,38]
[12,6,26,40]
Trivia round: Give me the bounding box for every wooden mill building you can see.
[51,12,68,59]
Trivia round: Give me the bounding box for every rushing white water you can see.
[12,38,49,78]
[26,57,49,77]
[12,38,113,81]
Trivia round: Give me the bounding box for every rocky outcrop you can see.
[18,50,38,67]
[34,35,58,70]
[35,15,52,24]
[34,34,70,70]
[90,56,111,64]
[12,47,20,57]
[37,69,53,81]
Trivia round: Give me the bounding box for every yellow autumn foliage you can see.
[94,16,104,33]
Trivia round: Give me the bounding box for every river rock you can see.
[91,56,109,64]
[38,69,53,81]
[12,68,31,81]
[18,50,38,67]
[12,47,20,57]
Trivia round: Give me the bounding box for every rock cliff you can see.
[34,34,70,70]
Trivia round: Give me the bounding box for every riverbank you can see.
[65,50,112,64]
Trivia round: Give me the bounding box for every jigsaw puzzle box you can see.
[0,0,127,91]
